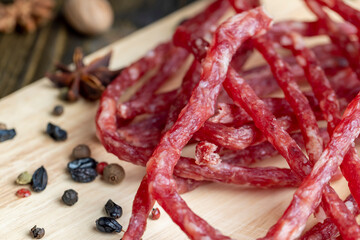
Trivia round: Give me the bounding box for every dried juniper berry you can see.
[0,128,16,142]
[69,168,97,183]
[68,158,98,170]
[62,189,78,206]
[31,166,48,192]
[105,199,122,219]
[72,144,91,159]
[46,123,67,141]
[95,217,122,233]
[30,225,45,239]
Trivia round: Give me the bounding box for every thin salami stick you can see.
[282,33,360,219]
[260,92,360,239]
[116,88,177,119]
[314,0,360,38]
[305,0,360,80]
[195,116,297,151]
[117,47,189,119]
[268,20,356,40]
[123,175,202,240]
[145,9,273,239]
[210,94,324,126]
[253,36,324,163]
[301,195,360,240]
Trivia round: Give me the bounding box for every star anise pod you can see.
[0,0,55,33]
[46,47,122,102]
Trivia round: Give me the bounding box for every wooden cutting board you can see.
[1,0,359,239]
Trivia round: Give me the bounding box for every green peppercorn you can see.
[103,164,125,185]
[72,144,91,159]
[16,171,32,185]
[61,189,78,206]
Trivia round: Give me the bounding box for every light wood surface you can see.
[1,0,359,239]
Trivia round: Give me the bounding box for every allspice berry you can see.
[103,164,125,184]
[72,144,91,159]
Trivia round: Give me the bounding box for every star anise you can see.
[46,47,122,102]
[0,0,55,33]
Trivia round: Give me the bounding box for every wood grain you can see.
[0,0,196,99]
[0,0,359,239]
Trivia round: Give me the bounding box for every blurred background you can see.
[0,0,196,98]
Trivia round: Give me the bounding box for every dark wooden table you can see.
[0,0,196,98]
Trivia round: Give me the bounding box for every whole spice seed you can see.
[72,144,91,159]
[0,128,16,142]
[69,168,98,183]
[46,48,122,101]
[31,166,48,192]
[52,105,64,116]
[46,123,67,141]
[150,208,160,220]
[95,217,122,233]
[30,225,45,239]
[16,188,31,198]
[105,199,123,219]
[68,157,98,170]
[16,171,32,185]
[61,189,78,206]
[103,163,125,185]
[96,162,108,175]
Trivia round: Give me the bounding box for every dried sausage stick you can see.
[260,92,360,239]
[145,9,273,239]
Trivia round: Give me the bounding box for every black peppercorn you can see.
[46,123,67,141]
[68,158,98,170]
[31,166,48,192]
[95,217,122,233]
[105,199,123,219]
[30,225,45,239]
[62,189,78,206]
[72,144,91,159]
[103,164,125,185]
[52,105,64,116]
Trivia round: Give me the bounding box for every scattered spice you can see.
[69,168,98,183]
[0,0,55,33]
[16,171,32,185]
[95,217,122,233]
[52,105,64,116]
[68,157,98,170]
[150,207,160,220]
[103,163,125,185]
[68,157,98,183]
[0,128,16,142]
[61,189,78,206]
[96,162,108,175]
[105,199,122,219]
[72,144,91,159]
[30,225,45,239]
[0,122,7,130]
[46,123,67,141]
[16,188,31,198]
[31,166,48,192]
[46,48,122,101]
